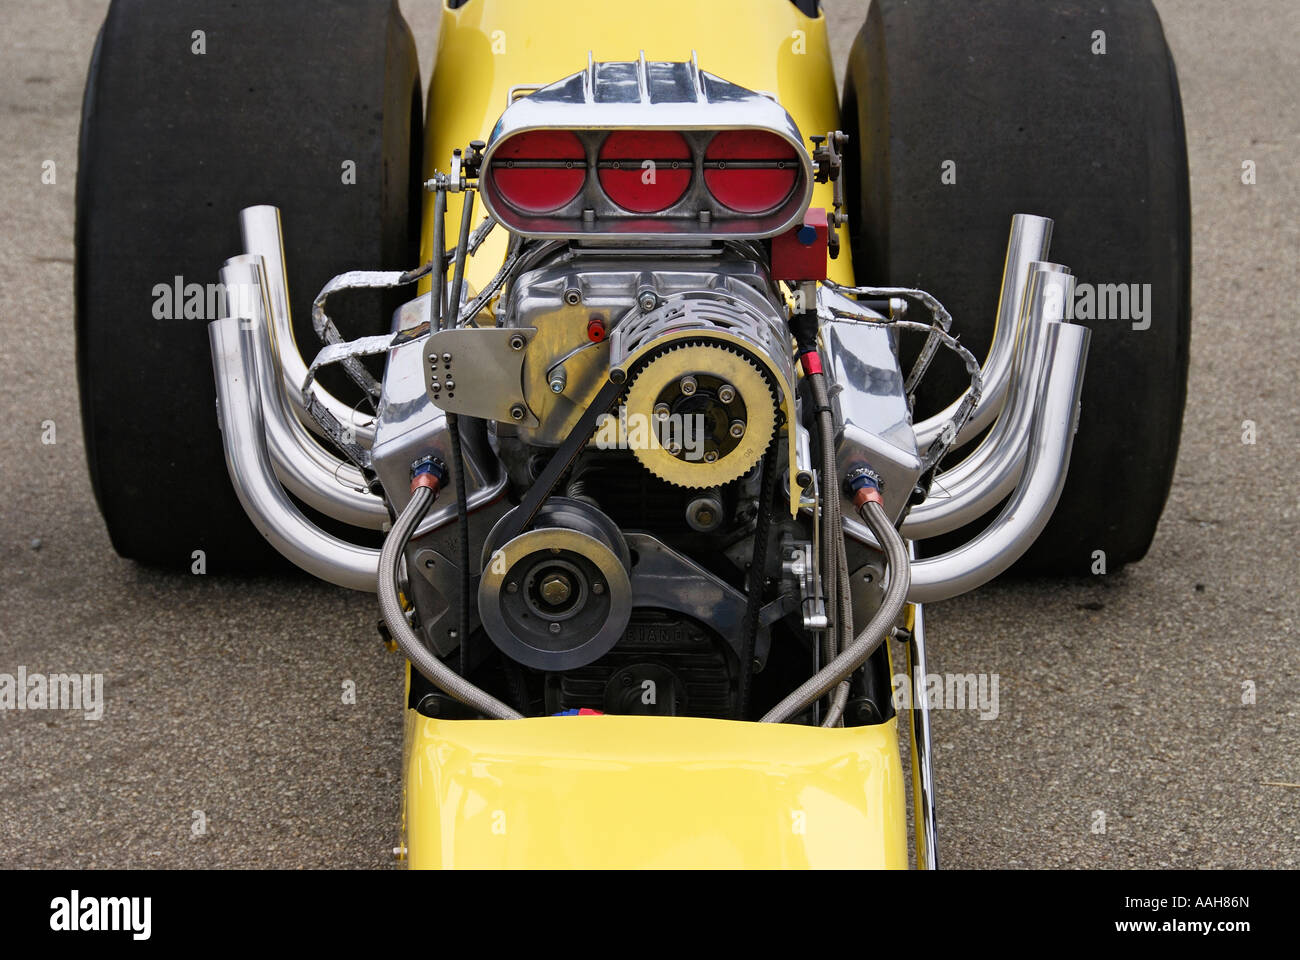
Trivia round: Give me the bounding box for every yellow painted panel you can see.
[420,0,853,298]
[404,712,907,868]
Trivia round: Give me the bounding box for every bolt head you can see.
[510,404,525,421]
[638,292,657,311]
[549,379,564,394]
[548,621,562,634]
[717,384,736,403]
[509,335,525,351]
[703,450,719,463]
[679,376,697,396]
[729,420,746,439]
[539,574,573,605]
[442,352,452,363]
[592,582,605,595]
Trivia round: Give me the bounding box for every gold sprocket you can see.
[622,340,777,488]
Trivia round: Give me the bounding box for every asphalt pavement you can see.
[0,0,1296,868]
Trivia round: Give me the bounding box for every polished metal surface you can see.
[238,205,376,447]
[217,256,388,529]
[902,264,1074,539]
[208,316,381,592]
[370,293,509,530]
[905,593,939,870]
[912,214,1053,450]
[420,325,541,428]
[478,57,814,239]
[505,249,779,447]
[820,317,924,526]
[906,321,1091,602]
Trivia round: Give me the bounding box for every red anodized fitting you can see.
[410,472,442,496]
[853,485,885,510]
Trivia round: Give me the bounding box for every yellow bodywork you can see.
[403,0,906,868]
[404,708,907,869]
[421,0,855,295]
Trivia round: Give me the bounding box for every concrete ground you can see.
[0,0,1295,868]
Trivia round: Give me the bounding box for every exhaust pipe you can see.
[209,312,381,592]
[912,214,1053,450]
[219,256,389,529]
[906,320,1091,603]
[239,205,377,448]
[903,264,1074,539]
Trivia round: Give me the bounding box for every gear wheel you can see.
[623,339,778,488]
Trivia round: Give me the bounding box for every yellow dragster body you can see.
[401,0,910,869]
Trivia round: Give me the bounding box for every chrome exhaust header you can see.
[239,205,377,448]
[912,214,1053,451]
[906,320,1091,602]
[219,256,389,529]
[901,264,1074,539]
[208,310,382,592]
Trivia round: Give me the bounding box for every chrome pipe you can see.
[904,590,939,870]
[220,256,389,529]
[906,321,1091,603]
[239,205,377,447]
[209,315,381,592]
[902,265,1073,539]
[913,214,1053,450]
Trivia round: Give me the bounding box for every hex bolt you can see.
[717,383,736,403]
[679,376,697,396]
[539,574,572,605]
[509,334,525,351]
[638,291,658,312]
[729,419,746,439]
[509,404,526,421]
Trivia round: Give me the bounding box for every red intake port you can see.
[490,130,587,213]
[598,131,692,213]
[703,130,799,214]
